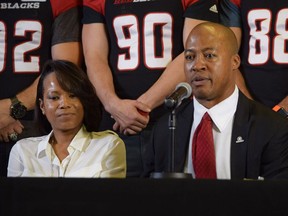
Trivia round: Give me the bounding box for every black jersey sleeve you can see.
[218,0,241,27]
[82,6,105,24]
[184,0,218,23]
[52,7,82,45]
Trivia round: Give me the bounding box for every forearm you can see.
[86,60,119,113]
[83,23,120,113]
[51,41,83,66]
[235,69,253,100]
[228,27,254,99]
[137,53,186,109]
[16,76,39,111]
[0,76,38,129]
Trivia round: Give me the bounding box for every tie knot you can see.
[203,112,211,122]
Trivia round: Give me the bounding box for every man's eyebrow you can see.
[202,47,215,52]
[184,48,215,53]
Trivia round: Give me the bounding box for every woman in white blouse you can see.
[8,60,126,178]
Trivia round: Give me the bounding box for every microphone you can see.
[164,82,192,110]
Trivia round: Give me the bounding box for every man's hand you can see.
[0,99,16,129]
[0,120,24,142]
[109,99,151,135]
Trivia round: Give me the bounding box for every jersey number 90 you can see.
[114,13,173,71]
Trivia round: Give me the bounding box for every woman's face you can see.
[39,72,84,134]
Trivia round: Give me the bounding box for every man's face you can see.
[184,27,238,108]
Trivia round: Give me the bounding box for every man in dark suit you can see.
[144,22,288,180]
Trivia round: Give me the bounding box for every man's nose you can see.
[192,55,206,72]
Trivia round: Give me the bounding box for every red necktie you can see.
[192,112,216,179]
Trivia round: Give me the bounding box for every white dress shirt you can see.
[8,126,126,178]
[184,86,239,179]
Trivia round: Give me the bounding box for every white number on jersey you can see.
[248,9,288,65]
[0,20,42,73]
[113,13,173,71]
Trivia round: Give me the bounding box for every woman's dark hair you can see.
[35,60,102,134]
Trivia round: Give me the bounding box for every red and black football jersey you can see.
[0,0,81,100]
[219,0,288,107]
[83,0,218,101]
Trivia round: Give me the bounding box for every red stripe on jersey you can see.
[83,0,106,16]
[182,0,199,9]
[50,0,82,18]
[230,0,240,7]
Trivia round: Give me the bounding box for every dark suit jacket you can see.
[143,92,288,179]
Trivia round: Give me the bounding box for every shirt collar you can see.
[69,126,90,152]
[37,131,53,159]
[36,126,90,158]
[193,86,239,132]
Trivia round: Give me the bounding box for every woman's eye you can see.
[48,95,59,100]
[69,93,76,98]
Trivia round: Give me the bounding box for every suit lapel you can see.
[170,93,253,177]
[231,92,251,179]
